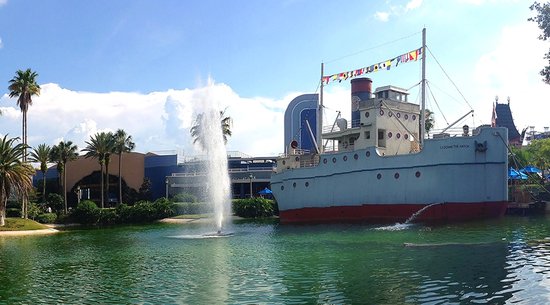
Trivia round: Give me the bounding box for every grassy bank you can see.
[0,218,50,231]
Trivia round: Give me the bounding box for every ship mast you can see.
[318,63,324,153]
[420,28,427,147]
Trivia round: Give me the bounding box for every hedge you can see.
[232,198,277,218]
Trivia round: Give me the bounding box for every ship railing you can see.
[429,126,481,139]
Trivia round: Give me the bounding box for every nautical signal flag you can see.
[322,47,422,85]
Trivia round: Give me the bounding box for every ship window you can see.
[293,182,296,188]
[388,132,393,138]
[384,91,388,98]
[378,129,386,148]
[354,154,358,160]
[377,173,382,180]
[365,111,370,118]
[323,158,328,164]
[365,131,371,139]
[389,111,393,117]
[412,114,416,120]
[366,151,371,157]
[379,110,384,116]
[397,133,401,139]
[394,172,400,179]
[332,157,337,163]
[349,137,355,146]
[378,130,384,140]
[415,171,421,178]
[404,134,409,140]
[404,114,409,120]
[343,155,348,161]
[281,186,284,191]
[397,113,401,118]
[305,182,309,187]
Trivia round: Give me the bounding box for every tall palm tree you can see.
[0,135,35,226]
[190,110,232,149]
[114,129,135,205]
[51,141,78,213]
[29,143,52,203]
[83,132,113,208]
[8,68,41,218]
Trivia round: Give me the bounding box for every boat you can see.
[270,29,509,224]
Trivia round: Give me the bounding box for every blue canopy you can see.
[521,165,542,174]
[509,168,528,180]
[258,187,273,195]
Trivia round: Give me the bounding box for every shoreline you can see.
[0,228,60,237]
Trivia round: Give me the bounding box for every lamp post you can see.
[248,174,254,198]
[165,178,169,199]
[75,186,81,205]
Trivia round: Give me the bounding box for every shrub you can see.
[6,208,21,217]
[46,193,64,212]
[152,198,175,219]
[232,198,276,218]
[173,202,210,215]
[115,200,174,224]
[99,208,118,225]
[36,213,57,224]
[172,193,198,203]
[27,202,42,220]
[72,200,100,225]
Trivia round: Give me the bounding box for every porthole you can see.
[377,173,382,180]
[404,134,409,140]
[394,172,400,179]
[295,156,299,162]
[332,157,337,163]
[293,182,296,188]
[412,114,416,121]
[282,160,286,165]
[354,154,359,160]
[396,113,401,118]
[366,151,371,157]
[396,133,401,139]
[305,182,309,187]
[380,110,384,116]
[388,132,393,138]
[343,155,348,161]
[281,186,284,191]
[404,114,409,120]
[365,111,370,118]
[323,158,328,164]
[389,112,393,117]
[415,171,421,178]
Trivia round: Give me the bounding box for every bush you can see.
[72,200,100,225]
[36,213,57,224]
[172,193,198,203]
[152,198,175,219]
[173,202,210,215]
[27,202,42,220]
[232,198,277,218]
[46,193,64,212]
[99,209,118,225]
[115,200,174,224]
[6,208,21,217]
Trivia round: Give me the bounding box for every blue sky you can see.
[0,0,548,156]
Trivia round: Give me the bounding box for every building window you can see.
[365,131,371,139]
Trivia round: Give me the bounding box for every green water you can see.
[1,217,550,304]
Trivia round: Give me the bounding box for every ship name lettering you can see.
[439,144,470,150]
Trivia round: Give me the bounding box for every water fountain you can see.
[192,83,232,236]
[375,202,442,231]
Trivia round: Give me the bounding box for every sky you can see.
[0,0,549,157]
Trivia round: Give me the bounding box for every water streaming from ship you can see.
[375,202,442,231]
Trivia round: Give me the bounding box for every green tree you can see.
[422,109,435,135]
[509,146,531,170]
[0,135,35,226]
[526,138,550,177]
[114,129,135,205]
[190,110,232,149]
[530,2,550,84]
[29,143,52,203]
[83,132,113,208]
[8,68,41,218]
[50,141,78,213]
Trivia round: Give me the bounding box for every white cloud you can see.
[374,0,423,22]
[472,22,550,133]
[0,37,3,49]
[375,11,390,22]
[0,81,302,157]
[0,0,6,7]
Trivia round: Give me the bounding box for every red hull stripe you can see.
[279,202,509,224]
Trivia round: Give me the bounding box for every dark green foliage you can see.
[171,192,198,203]
[46,193,64,212]
[99,208,118,225]
[232,198,277,218]
[138,178,152,201]
[530,1,550,84]
[27,202,41,220]
[173,202,211,215]
[6,208,21,217]
[36,213,57,224]
[114,200,174,224]
[73,200,100,225]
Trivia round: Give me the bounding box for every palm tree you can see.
[0,135,35,226]
[29,144,52,203]
[104,132,115,206]
[51,141,78,213]
[424,109,435,135]
[83,132,113,208]
[8,68,41,218]
[114,129,135,205]
[190,110,232,149]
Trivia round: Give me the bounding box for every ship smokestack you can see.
[351,78,372,128]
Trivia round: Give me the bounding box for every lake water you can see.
[1,216,550,304]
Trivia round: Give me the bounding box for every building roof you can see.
[494,102,521,141]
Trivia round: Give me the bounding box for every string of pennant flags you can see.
[322,47,422,85]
